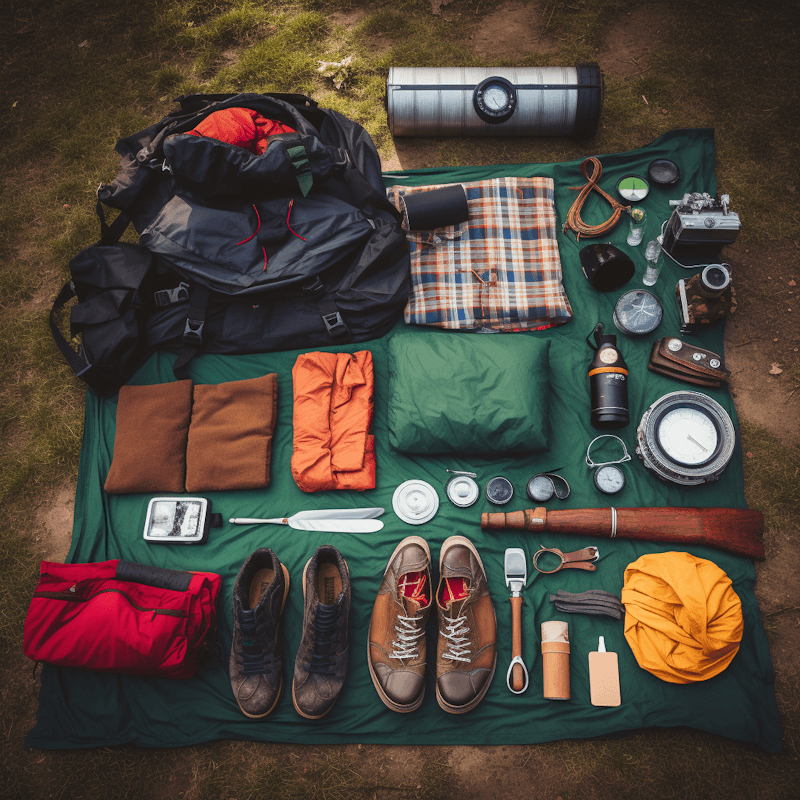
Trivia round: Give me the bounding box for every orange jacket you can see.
[291,351,376,492]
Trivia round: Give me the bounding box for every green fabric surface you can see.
[388,332,551,455]
[26,129,782,753]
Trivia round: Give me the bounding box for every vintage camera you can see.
[662,193,741,264]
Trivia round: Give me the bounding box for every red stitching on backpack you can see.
[236,205,261,245]
[286,199,306,241]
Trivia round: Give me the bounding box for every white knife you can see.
[228,513,383,533]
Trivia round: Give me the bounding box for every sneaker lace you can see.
[304,603,339,674]
[442,612,472,662]
[237,608,274,676]
[390,614,425,660]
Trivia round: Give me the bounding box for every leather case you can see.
[647,338,730,388]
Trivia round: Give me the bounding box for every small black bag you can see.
[50,208,157,397]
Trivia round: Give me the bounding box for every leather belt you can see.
[548,589,623,619]
[532,545,599,574]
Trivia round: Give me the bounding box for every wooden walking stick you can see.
[482,507,766,560]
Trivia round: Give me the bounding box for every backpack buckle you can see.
[183,318,204,344]
[154,282,190,307]
[322,311,348,338]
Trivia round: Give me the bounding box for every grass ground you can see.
[1,1,799,798]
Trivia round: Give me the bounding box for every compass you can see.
[473,76,518,124]
[616,174,650,202]
[636,391,736,485]
[613,290,663,335]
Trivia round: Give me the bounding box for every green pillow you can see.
[388,332,551,456]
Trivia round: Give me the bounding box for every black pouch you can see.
[50,207,156,396]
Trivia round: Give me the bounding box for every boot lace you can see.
[390,614,425,660]
[237,608,274,676]
[304,603,339,674]
[442,612,472,662]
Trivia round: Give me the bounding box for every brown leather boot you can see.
[292,545,350,719]
[367,536,432,713]
[435,535,497,714]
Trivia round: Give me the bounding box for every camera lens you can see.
[700,265,730,297]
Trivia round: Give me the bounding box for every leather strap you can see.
[549,589,624,619]
[648,338,729,387]
[532,546,599,574]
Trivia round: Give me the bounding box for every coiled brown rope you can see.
[563,157,630,239]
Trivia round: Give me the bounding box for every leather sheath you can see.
[549,589,624,620]
[647,338,730,388]
[533,546,598,574]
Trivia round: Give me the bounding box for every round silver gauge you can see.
[593,464,626,495]
[485,85,509,111]
[613,290,663,336]
[636,391,736,485]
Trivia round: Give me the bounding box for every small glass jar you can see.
[643,238,663,286]
[627,207,646,246]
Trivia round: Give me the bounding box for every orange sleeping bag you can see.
[186,107,295,154]
[291,351,376,492]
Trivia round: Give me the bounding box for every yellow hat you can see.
[621,551,743,684]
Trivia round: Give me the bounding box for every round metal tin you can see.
[648,158,680,186]
[613,289,663,335]
[393,480,440,525]
[485,476,514,505]
[446,475,480,508]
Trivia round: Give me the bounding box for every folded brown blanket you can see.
[104,381,193,494]
[185,373,277,492]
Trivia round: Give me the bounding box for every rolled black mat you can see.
[401,184,469,230]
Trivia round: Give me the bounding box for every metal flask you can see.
[386,65,602,137]
[587,323,629,429]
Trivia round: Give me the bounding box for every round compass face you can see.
[616,174,650,202]
[473,76,518,124]
[613,290,663,335]
[593,464,626,495]
[655,405,720,466]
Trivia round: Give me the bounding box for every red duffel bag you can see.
[23,559,222,679]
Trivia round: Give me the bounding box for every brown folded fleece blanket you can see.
[185,373,278,492]
[104,380,193,495]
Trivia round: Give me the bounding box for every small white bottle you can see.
[643,238,663,286]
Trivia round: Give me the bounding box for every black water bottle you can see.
[587,323,629,428]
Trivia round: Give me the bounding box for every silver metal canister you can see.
[386,65,602,137]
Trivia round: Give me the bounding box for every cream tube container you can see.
[541,620,570,700]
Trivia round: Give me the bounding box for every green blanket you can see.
[26,129,782,753]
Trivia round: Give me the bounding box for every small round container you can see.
[485,476,514,505]
[446,475,480,508]
[393,480,440,525]
[648,158,680,186]
[613,289,663,335]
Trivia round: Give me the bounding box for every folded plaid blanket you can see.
[388,177,573,330]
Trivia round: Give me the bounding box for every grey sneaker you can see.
[292,545,351,719]
[229,548,290,718]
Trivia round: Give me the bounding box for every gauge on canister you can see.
[593,465,626,495]
[473,77,518,124]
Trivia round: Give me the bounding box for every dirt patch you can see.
[34,484,75,563]
[469,1,557,58]
[724,240,800,447]
[595,5,668,79]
